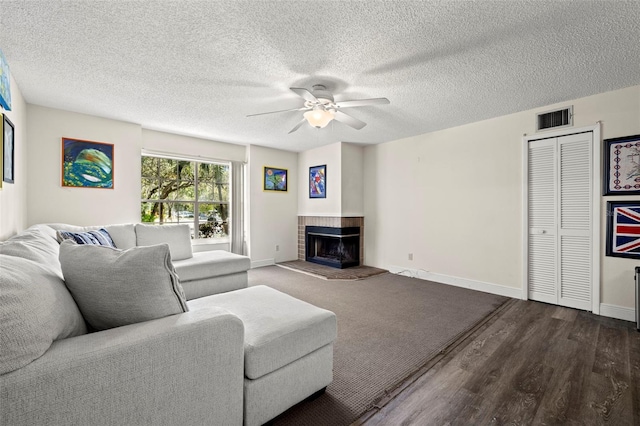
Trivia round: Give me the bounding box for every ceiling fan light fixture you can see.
[303,107,335,128]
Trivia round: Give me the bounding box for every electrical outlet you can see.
[408,253,413,260]
[275,245,280,252]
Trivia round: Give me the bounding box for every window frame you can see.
[141,154,231,241]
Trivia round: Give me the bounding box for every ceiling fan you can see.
[247,85,390,134]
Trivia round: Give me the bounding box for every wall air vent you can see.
[536,106,573,132]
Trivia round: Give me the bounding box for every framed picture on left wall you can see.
[3,113,14,184]
[0,114,3,189]
[62,137,114,189]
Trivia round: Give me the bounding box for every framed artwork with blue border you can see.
[606,200,640,259]
[263,166,287,192]
[309,164,326,198]
[62,137,114,189]
[0,49,11,111]
[603,134,640,196]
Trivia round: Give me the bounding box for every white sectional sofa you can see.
[46,222,251,299]
[0,224,337,426]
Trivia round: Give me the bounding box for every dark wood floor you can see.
[359,299,640,425]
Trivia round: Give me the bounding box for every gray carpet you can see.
[249,266,509,426]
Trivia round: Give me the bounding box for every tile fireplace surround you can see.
[298,216,364,265]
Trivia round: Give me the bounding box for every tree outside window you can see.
[141,156,230,239]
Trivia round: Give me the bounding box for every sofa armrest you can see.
[0,307,244,426]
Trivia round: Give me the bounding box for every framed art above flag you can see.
[603,134,640,196]
[606,200,640,259]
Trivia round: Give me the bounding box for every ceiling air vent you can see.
[536,106,573,132]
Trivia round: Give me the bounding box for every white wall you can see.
[341,143,364,216]
[248,144,298,266]
[364,85,640,313]
[26,105,142,226]
[298,142,342,216]
[297,141,364,217]
[142,129,246,163]
[596,87,640,310]
[0,74,28,239]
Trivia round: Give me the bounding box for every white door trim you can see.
[522,123,601,313]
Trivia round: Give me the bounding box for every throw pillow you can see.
[59,241,189,331]
[47,223,137,249]
[135,223,193,261]
[0,255,87,375]
[56,228,117,247]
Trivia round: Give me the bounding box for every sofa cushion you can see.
[135,224,193,261]
[0,227,61,271]
[188,285,337,380]
[173,251,251,282]
[57,228,117,247]
[47,223,137,249]
[59,241,188,331]
[103,224,137,249]
[0,255,87,375]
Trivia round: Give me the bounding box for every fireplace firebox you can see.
[305,226,360,269]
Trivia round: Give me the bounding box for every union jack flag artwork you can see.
[607,201,640,259]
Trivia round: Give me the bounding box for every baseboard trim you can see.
[251,259,275,269]
[387,266,523,299]
[599,303,636,322]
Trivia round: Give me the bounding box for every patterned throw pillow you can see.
[56,228,117,248]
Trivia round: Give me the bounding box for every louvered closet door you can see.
[528,138,557,304]
[557,133,592,310]
[527,133,592,310]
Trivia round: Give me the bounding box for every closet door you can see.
[528,138,557,304]
[527,132,592,310]
[557,133,592,310]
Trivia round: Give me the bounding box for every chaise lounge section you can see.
[190,286,336,426]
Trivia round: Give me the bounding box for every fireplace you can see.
[305,226,360,269]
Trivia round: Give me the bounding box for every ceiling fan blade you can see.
[334,98,390,108]
[290,87,320,103]
[247,107,308,117]
[334,110,366,130]
[288,118,307,134]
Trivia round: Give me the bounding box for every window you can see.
[141,155,230,240]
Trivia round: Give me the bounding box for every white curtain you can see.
[230,161,246,255]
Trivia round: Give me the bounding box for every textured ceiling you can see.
[1,1,639,152]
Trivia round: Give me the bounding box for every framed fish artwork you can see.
[62,138,114,189]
